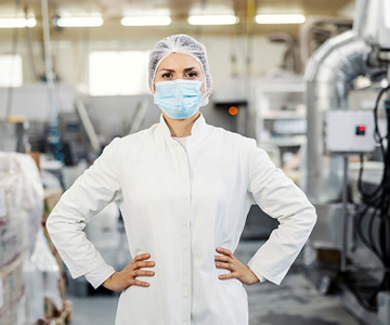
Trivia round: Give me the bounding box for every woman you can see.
[47,34,317,325]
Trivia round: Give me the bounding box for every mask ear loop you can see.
[199,79,206,101]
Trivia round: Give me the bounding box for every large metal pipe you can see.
[303,0,388,204]
[353,0,370,37]
[304,30,367,203]
[300,16,353,67]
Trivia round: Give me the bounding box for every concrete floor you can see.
[69,241,362,325]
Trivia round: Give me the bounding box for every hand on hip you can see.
[103,253,155,291]
[215,247,259,286]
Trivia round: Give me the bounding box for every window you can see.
[89,51,149,96]
[0,55,22,87]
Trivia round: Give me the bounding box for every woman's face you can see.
[153,53,206,97]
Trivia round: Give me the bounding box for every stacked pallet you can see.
[0,153,28,324]
[0,152,72,325]
[42,188,70,323]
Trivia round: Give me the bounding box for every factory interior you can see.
[1,0,390,324]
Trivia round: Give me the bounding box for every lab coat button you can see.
[183,291,188,298]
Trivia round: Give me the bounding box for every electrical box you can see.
[324,111,376,153]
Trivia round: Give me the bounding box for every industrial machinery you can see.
[303,0,390,324]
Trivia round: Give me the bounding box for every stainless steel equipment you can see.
[304,1,390,324]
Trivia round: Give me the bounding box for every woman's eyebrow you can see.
[159,67,199,73]
[184,67,199,72]
[159,68,175,72]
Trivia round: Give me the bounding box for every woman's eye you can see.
[162,73,172,78]
[187,72,198,78]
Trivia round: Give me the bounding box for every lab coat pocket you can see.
[117,287,138,325]
[231,279,248,324]
[116,290,131,325]
[217,278,248,325]
[117,281,162,325]
[234,281,248,324]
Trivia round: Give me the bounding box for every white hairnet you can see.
[148,34,213,107]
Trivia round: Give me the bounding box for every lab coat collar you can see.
[158,113,208,144]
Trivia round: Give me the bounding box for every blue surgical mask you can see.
[154,79,203,119]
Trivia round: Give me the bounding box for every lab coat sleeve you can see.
[46,138,122,279]
[246,141,317,285]
[84,262,116,289]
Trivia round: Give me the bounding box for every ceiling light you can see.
[188,15,238,25]
[121,16,171,26]
[255,14,306,24]
[0,18,36,28]
[56,17,103,27]
[26,18,37,27]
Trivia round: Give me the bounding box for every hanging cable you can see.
[5,0,22,119]
[245,0,255,77]
[24,7,40,81]
[354,85,390,311]
[41,0,64,162]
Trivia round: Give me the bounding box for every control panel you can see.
[324,110,376,153]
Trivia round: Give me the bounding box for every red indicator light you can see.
[359,125,365,131]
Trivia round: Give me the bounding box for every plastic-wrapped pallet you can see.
[0,215,26,272]
[0,152,43,256]
[0,254,27,325]
[0,152,63,325]
[0,152,29,325]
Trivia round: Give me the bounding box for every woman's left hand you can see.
[215,247,260,286]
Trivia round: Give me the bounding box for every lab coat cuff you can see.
[84,263,116,289]
[248,266,266,283]
[247,258,284,285]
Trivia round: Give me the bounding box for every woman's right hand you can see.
[102,253,155,292]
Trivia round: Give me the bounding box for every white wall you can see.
[0,34,287,141]
[0,34,287,92]
[0,83,77,121]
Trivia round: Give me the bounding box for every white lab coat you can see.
[47,114,316,325]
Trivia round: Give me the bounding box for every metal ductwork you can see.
[302,1,390,323]
[268,32,301,74]
[300,16,353,67]
[304,30,367,203]
[303,0,389,203]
